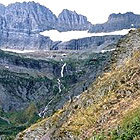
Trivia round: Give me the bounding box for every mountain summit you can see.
[0,2,140,33]
[89,12,140,32]
[0,2,92,33]
[57,9,92,31]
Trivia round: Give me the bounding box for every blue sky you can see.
[0,0,140,24]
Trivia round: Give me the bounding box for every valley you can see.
[16,28,140,140]
[0,1,140,140]
[0,46,113,139]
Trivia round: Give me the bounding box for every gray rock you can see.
[0,2,92,33]
[0,2,94,50]
[0,31,59,50]
[2,2,57,33]
[55,35,122,50]
[89,12,140,33]
[57,9,92,31]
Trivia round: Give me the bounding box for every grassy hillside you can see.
[0,103,39,139]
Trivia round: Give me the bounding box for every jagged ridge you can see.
[0,2,91,33]
[89,12,140,33]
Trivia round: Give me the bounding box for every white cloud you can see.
[0,0,140,24]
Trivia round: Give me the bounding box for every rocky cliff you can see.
[57,9,92,31]
[0,2,139,51]
[0,31,60,50]
[0,2,92,33]
[0,30,121,51]
[16,29,140,140]
[0,2,58,50]
[0,2,93,51]
[0,2,57,33]
[55,35,121,50]
[1,2,140,34]
[89,12,140,33]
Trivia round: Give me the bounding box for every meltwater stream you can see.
[39,62,67,118]
[61,63,67,78]
[57,62,66,93]
[57,79,62,93]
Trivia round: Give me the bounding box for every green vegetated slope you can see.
[0,51,61,139]
[16,29,140,140]
[0,103,39,139]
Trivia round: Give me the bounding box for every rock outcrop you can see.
[0,2,59,50]
[0,31,60,50]
[0,2,57,33]
[89,12,140,33]
[57,9,92,31]
[0,31,121,51]
[55,35,121,50]
[0,2,138,51]
[0,50,62,112]
[0,2,93,50]
[0,2,92,33]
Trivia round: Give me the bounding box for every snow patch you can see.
[40,28,135,42]
[1,48,36,54]
[5,66,9,69]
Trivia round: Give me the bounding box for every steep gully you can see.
[39,61,67,118]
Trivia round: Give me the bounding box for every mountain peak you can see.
[89,12,140,33]
[108,12,135,19]
[0,2,92,33]
[57,9,91,31]
[60,9,78,15]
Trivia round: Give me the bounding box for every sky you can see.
[0,0,140,24]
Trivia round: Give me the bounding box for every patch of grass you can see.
[0,103,39,139]
[91,106,140,140]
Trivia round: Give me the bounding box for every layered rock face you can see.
[0,2,58,50]
[0,48,112,113]
[0,2,91,33]
[55,35,121,50]
[89,12,140,33]
[0,2,93,50]
[0,2,57,33]
[0,50,61,112]
[57,9,92,31]
[0,30,121,51]
[0,31,60,50]
[0,2,137,51]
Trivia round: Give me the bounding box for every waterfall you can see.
[101,48,116,53]
[39,62,67,118]
[57,62,67,93]
[57,78,62,93]
[38,99,53,118]
[61,63,66,78]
